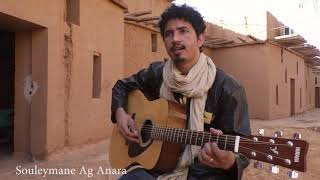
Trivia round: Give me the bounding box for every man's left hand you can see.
[197,128,236,170]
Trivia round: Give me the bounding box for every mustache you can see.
[170,44,186,51]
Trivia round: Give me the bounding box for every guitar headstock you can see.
[239,129,309,176]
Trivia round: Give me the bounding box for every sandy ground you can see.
[243,109,320,180]
[0,109,319,180]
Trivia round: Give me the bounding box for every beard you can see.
[172,56,185,65]
[169,46,186,65]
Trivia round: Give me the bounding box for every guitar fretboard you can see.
[147,126,240,152]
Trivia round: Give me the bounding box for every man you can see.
[111,4,251,180]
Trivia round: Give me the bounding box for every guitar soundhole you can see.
[141,119,153,143]
[128,119,153,158]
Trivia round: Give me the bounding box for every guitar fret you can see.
[164,127,167,141]
[171,128,174,142]
[185,129,188,144]
[157,127,159,139]
[174,128,177,143]
[165,127,167,141]
[195,131,199,146]
[201,132,204,146]
[150,126,154,139]
[162,127,165,140]
[155,127,158,139]
[151,127,235,153]
[224,135,228,150]
[216,134,221,149]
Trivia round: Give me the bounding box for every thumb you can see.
[127,118,137,134]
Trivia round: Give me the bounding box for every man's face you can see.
[163,18,204,65]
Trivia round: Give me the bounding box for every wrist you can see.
[115,107,125,123]
[223,153,236,170]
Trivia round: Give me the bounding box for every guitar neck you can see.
[149,126,239,152]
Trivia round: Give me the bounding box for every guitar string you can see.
[135,126,295,163]
[131,123,258,143]
[137,124,291,145]
[149,125,293,162]
[131,123,293,146]
[238,145,288,161]
[136,130,291,150]
[148,129,291,147]
[134,126,302,165]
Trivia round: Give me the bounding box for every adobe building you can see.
[203,12,320,120]
[122,4,320,120]
[123,0,172,76]
[0,0,127,159]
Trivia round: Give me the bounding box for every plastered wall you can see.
[204,43,270,120]
[0,0,125,158]
[124,23,168,76]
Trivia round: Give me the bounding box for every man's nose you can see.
[172,32,181,42]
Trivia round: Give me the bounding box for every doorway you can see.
[316,87,320,108]
[290,78,295,116]
[0,30,15,155]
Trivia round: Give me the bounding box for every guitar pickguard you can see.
[128,140,153,157]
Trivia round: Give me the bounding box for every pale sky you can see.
[173,0,320,50]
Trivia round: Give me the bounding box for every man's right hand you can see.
[115,107,139,143]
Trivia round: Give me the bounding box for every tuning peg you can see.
[269,165,279,174]
[293,133,301,140]
[274,131,283,138]
[288,170,299,179]
[253,161,263,169]
[258,129,264,136]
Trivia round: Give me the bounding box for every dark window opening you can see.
[92,53,101,98]
[284,27,290,35]
[151,33,157,52]
[300,88,302,108]
[281,48,284,63]
[66,0,80,25]
[276,85,279,105]
[0,30,15,154]
[285,68,287,83]
[306,80,307,89]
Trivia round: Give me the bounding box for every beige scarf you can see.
[158,53,216,180]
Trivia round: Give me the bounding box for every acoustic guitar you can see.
[110,90,309,176]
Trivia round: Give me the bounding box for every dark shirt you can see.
[111,61,251,179]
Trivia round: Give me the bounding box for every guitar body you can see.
[110,90,186,172]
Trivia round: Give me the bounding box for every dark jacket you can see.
[111,61,251,180]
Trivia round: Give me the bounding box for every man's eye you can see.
[181,29,189,33]
[164,32,172,38]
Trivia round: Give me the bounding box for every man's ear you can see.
[197,33,205,47]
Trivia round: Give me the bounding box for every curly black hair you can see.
[158,4,206,38]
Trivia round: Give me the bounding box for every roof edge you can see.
[111,0,128,10]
